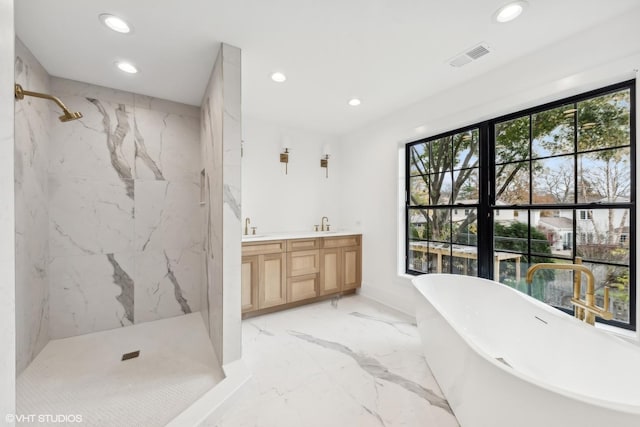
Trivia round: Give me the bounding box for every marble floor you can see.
[17,313,224,427]
[215,295,459,427]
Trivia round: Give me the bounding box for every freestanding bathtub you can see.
[412,273,640,427]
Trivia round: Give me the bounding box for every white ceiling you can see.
[15,0,640,135]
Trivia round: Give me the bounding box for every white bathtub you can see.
[412,273,640,427]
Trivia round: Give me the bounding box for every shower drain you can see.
[121,350,140,361]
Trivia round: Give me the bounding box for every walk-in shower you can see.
[14,83,82,122]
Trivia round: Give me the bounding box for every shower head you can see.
[59,110,83,122]
[14,84,83,123]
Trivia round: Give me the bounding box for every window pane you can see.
[452,209,477,245]
[408,241,429,273]
[577,147,631,203]
[578,89,631,152]
[446,250,478,277]
[453,129,479,170]
[430,172,453,205]
[430,136,452,173]
[409,143,428,176]
[409,176,429,206]
[586,263,630,324]
[495,116,530,164]
[452,168,479,203]
[496,162,529,204]
[532,156,574,204]
[494,216,529,252]
[535,260,576,310]
[577,208,630,264]
[494,253,528,290]
[534,209,573,258]
[532,104,575,158]
[429,209,451,242]
[408,209,429,240]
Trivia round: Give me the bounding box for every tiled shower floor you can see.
[17,313,224,427]
[215,295,459,427]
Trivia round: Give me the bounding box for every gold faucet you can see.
[321,216,329,232]
[244,217,250,236]
[526,257,612,325]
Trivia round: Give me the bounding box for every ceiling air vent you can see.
[448,42,491,67]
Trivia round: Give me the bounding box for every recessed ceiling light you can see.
[494,1,527,23]
[271,72,287,83]
[348,98,361,107]
[99,14,132,34]
[116,61,138,74]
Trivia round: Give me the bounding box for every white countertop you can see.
[242,230,360,243]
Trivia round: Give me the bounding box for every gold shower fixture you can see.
[14,84,83,122]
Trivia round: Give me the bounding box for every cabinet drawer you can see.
[287,274,319,302]
[287,249,320,277]
[242,240,285,256]
[287,238,320,252]
[322,235,361,249]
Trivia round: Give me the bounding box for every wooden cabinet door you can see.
[342,246,362,290]
[287,274,318,302]
[241,255,259,313]
[319,248,341,295]
[259,253,287,309]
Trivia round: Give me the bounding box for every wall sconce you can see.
[321,143,331,178]
[320,154,330,178]
[280,148,290,174]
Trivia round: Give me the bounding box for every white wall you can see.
[340,7,640,337]
[242,117,345,233]
[0,0,16,420]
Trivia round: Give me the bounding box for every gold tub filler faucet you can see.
[526,257,613,325]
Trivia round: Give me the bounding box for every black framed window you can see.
[405,80,636,330]
[407,127,480,276]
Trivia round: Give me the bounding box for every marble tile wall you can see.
[201,43,242,365]
[0,0,16,418]
[48,77,203,339]
[14,39,50,374]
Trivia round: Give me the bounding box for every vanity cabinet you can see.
[242,234,361,317]
[241,240,287,313]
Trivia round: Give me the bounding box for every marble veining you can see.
[349,312,417,336]
[87,98,135,199]
[134,116,165,180]
[223,183,240,220]
[164,251,192,314]
[215,295,459,427]
[107,253,135,325]
[289,330,452,414]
